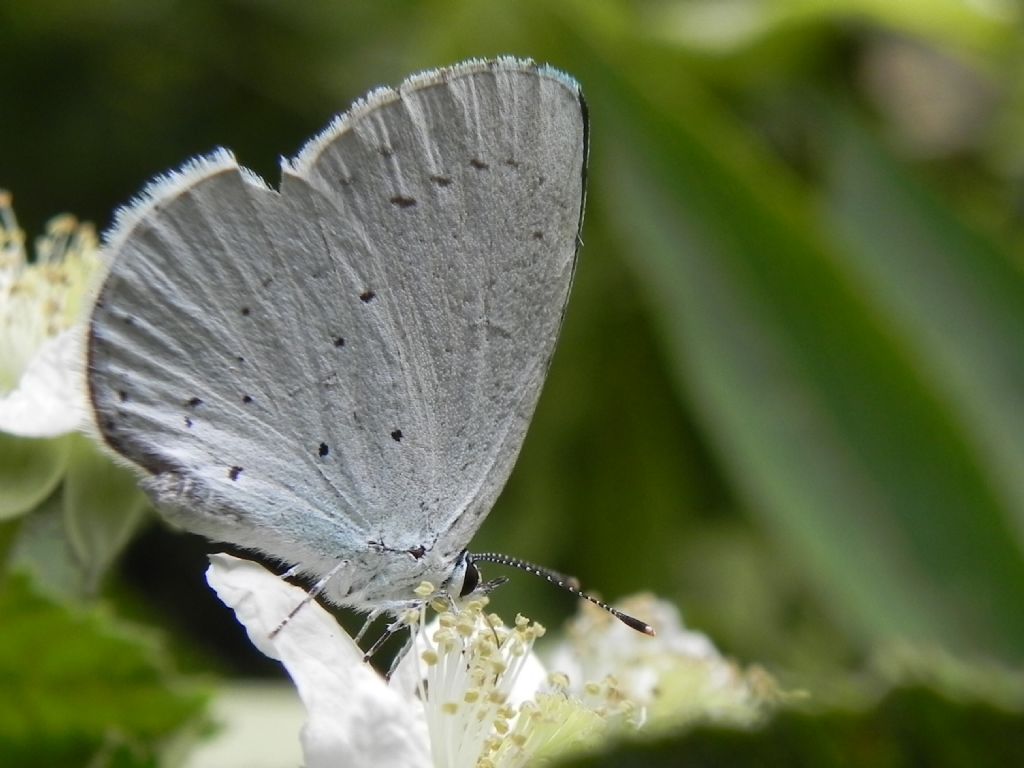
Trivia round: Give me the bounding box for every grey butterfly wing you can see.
[288,61,587,561]
[87,58,587,606]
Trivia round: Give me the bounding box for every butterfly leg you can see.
[384,631,415,681]
[269,561,346,639]
[361,615,408,663]
[353,607,385,645]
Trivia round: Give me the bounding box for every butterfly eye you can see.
[459,560,481,597]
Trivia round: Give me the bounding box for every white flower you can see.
[0,191,101,437]
[206,555,777,767]
[206,555,646,768]
[546,593,776,732]
[205,554,431,768]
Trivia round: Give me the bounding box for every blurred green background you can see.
[3,0,1024,763]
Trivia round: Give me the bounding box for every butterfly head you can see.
[446,550,509,601]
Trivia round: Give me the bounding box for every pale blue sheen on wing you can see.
[87,58,586,609]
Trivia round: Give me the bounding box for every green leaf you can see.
[63,434,149,595]
[0,572,209,768]
[0,432,69,520]
[641,0,1016,58]
[575,48,1024,662]
[555,681,1024,767]
[7,491,88,601]
[824,108,1024,542]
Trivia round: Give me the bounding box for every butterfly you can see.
[87,57,651,641]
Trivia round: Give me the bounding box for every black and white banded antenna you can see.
[468,552,656,636]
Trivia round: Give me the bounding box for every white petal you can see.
[206,554,431,768]
[509,648,548,708]
[0,328,85,437]
[546,596,721,703]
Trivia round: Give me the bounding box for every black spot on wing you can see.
[391,429,403,442]
[359,290,376,303]
[390,195,416,208]
[240,306,251,316]
[333,337,345,348]
[470,158,488,170]
[186,397,203,408]
[228,466,243,480]
[318,442,329,457]
[242,395,253,404]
